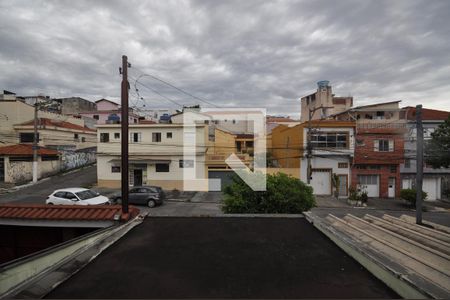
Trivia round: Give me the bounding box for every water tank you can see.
[106,113,120,124]
[317,80,330,88]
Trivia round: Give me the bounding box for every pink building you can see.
[79,99,139,125]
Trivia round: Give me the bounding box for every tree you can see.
[425,116,450,168]
[222,172,315,214]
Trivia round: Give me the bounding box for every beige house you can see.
[300,81,353,122]
[96,123,208,190]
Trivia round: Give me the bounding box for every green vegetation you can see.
[222,172,315,214]
[400,188,427,208]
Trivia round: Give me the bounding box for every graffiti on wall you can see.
[61,150,96,171]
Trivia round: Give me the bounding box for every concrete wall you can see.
[271,124,302,168]
[96,100,119,111]
[61,150,96,171]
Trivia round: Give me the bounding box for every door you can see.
[311,169,331,195]
[423,178,438,201]
[133,169,143,186]
[0,158,4,182]
[388,177,395,198]
[358,175,379,198]
[338,175,348,197]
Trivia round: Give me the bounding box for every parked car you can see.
[110,186,165,208]
[46,188,110,205]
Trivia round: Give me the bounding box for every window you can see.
[42,155,58,161]
[81,137,86,142]
[20,132,38,143]
[166,132,172,139]
[369,165,382,170]
[376,111,385,119]
[74,133,79,140]
[356,139,365,146]
[311,132,348,149]
[10,156,33,162]
[114,133,120,139]
[404,159,411,168]
[358,175,378,185]
[100,133,109,143]
[374,139,393,152]
[54,191,66,198]
[152,132,161,142]
[179,159,194,168]
[93,115,99,120]
[338,163,348,168]
[390,165,397,173]
[111,166,120,173]
[232,120,236,124]
[130,132,141,143]
[204,120,209,124]
[155,163,169,172]
[245,141,254,148]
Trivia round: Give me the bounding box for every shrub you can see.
[222,172,315,214]
[400,188,427,207]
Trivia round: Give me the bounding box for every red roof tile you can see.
[17,118,96,132]
[403,107,450,121]
[0,204,139,222]
[0,144,58,156]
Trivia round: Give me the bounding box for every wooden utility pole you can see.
[416,104,423,224]
[121,55,129,214]
[32,99,39,183]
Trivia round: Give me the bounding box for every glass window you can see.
[54,191,66,198]
[152,132,161,142]
[311,132,348,149]
[166,132,172,139]
[130,132,141,143]
[20,132,38,143]
[100,133,109,143]
[114,133,120,139]
[111,166,120,173]
[76,190,98,200]
[93,115,99,120]
[404,159,410,168]
[155,163,169,172]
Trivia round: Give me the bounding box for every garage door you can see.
[423,178,439,201]
[208,170,236,191]
[357,175,379,198]
[311,169,331,195]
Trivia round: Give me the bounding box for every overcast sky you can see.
[1,0,449,118]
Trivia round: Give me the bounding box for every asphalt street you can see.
[0,165,97,204]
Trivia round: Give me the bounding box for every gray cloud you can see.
[1,0,449,118]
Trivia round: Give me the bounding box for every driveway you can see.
[0,165,97,204]
[46,217,397,298]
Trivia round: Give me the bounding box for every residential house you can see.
[401,107,450,200]
[79,99,139,125]
[300,81,353,122]
[271,120,355,196]
[0,144,59,184]
[332,101,406,198]
[96,123,208,190]
[53,97,97,115]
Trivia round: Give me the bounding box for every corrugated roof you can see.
[16,118,96,132]
[0,204,139,221]
[0,144,58,156]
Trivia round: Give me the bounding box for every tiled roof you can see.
[17,118,96,132]
[403,106,450,121]
[0,144,58,156]
[95,98,119,105]
[0,204,140,221]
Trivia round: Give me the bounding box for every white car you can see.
[46,188,110,205]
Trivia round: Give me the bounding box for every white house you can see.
[96,123,208,190]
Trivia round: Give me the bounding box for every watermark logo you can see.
[182,108,266,191]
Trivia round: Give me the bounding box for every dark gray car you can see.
[110,186,165,208]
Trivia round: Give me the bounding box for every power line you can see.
[131,66,220,108]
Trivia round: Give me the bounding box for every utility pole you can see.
[416,104,423,224]
[306,105,332,184]
[121,55,130,214]
[32,98,39,183]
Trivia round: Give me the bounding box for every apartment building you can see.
[332,101,406,198]
[96,123,208,190]
[401,107,450,200]
[300,81,353,122]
